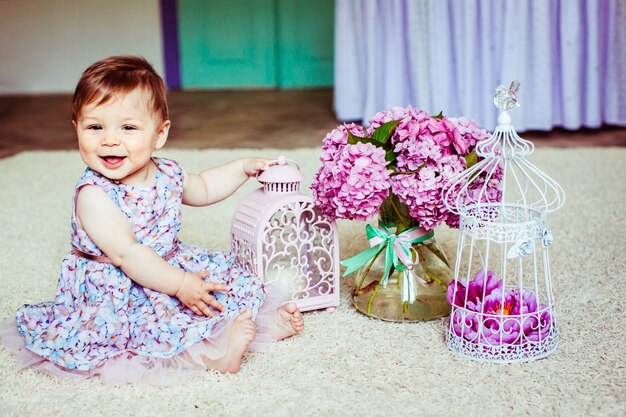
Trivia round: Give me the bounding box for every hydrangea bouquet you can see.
[311,106,502,321]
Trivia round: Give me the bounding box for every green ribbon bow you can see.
[340,223,434,289]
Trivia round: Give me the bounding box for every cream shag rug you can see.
[0,148,624,417]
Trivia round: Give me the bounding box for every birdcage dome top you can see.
[442,82,565,215]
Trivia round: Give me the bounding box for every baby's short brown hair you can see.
[72,56,169,122]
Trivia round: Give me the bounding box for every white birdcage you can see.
[441,82,565,363]
[231,156,340,312]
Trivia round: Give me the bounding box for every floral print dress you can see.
[12,157,269,375]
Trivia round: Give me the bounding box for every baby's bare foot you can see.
[224,309,256,373]
[204,309,256,374]
[275,302,304,341]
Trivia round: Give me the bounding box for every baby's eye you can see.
[87,124,102,130]
[122,125,137,131]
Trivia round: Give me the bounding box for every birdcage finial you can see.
[494,81,521,112]
[493,81,520,126]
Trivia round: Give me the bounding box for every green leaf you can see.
[347,132,366,145]
[432,111,444,120]
[371,119,401,145]
[348,131,391,150]
[464,150,478,169]
[348,132,376,145]
[384,149,396,163]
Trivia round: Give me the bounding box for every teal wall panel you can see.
[178,0,277,88]
[276,0,334,88]
[177,0,334,89]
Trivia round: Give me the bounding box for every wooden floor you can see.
[1,89,624,159]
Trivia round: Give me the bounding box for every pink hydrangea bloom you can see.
[425,117,462,156]
[311,142,391,221]
[392,151,466,229]
[320,123,367,162]
[368,106,429,131]
[449,116,490,150]
[374,110,477,229]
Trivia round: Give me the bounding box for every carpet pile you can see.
[0,147,624,416]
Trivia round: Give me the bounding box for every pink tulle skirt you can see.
[0,290,286,385]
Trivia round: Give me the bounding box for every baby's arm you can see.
[182,157,268,206]
[75,186,227,316]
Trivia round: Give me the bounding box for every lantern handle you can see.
[256,155,301,179]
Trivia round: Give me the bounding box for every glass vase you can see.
[351,196,454,322]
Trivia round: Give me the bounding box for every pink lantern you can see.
[231,156,340,312]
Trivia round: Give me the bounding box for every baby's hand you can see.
[243,157,271,177]
[175,271,228,317]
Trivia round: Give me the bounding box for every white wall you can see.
[0,0,164,94]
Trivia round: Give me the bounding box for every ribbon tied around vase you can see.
[341,223,434,303]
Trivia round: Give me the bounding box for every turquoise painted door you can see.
[276,0,334,88]
[177,0,334,89]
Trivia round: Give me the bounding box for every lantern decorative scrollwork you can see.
[231,156,340,311]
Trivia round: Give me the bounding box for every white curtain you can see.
[334,0,626,131]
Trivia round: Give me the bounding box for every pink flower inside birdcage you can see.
[446,270,554,348]
[231,156,340,312]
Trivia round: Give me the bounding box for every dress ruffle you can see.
[1,284,288,384]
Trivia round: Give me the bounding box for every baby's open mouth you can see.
[101,156,126,168]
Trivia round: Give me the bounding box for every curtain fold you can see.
[334,0,626,131]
